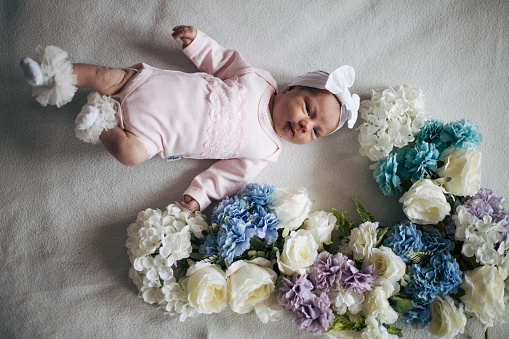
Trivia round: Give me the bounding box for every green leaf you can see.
[353,199,375,222]
[374,227,388,247]
[383,324,403,337]
[250,236,266,251]
[389,294,414,314]
[173,258,191,282]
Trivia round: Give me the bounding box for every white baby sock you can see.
[20,57,54,87]
[75,103,99,130]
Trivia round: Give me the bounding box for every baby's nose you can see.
[299,119,309,132]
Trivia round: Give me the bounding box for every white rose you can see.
[428,296,467,339]
[363,286,399,324]
[277,229,318,275]
[226,258,278,316]
[366,246,406,286]
[460,265,507,327]
[349,221,379,260]
[181,262,228,314]
[400,179,451,225]
[270,187,312,235]
[436,148,481,196]
[301,211,337,251]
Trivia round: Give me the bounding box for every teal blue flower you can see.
[402,141,439,181]
[421,229,454,254]
[374,153,403,196]
[199,232,220,257]
[217,217,255,263]
[441,119,482,149]
[416,119,446,153]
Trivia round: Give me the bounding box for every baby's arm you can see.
[175,26,252,80]
[183,158,271,212]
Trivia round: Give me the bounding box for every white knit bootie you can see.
[20,46,77,108]
[75,92,118,144]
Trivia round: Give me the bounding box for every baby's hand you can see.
[172,25,197,48]
[181,194,200,213]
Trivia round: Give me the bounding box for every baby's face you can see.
[271,86,341,144]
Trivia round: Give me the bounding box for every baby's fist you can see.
[172,25,197,48]
[181,194,200,213]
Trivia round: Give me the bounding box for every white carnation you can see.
[349,221,379,260]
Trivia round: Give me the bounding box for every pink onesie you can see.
[112,30,283,210]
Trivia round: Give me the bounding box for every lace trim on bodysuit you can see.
[202,75,247,159]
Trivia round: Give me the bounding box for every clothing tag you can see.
[166,155,182,162]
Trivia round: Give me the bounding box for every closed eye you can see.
[306,106,311,115]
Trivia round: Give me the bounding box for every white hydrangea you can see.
[454,205,506,265]
[358,85,430,162]
[126,203,210,318]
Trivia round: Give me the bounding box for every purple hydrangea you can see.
[291,291,334,336]
[383,220,423,262]
[277,274,315,311]
[309,252,352,292]
[341,264,378,294]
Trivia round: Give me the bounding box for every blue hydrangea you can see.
[416,119,446,153]
[428,253,462,298]
[405,253,462,304]
[399,301,432,328]
[217,217,256,263]
[405,264,440,304]
[248,204,280,244]
[402,141,439,181]
[199,232,220,257]
[383,220,423,262]
[241,183,276,206]
[212,196,249,225]
[421,229,454,254]
[441,118,482,149]
[374,153,403,196]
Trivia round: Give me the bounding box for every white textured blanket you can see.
[1,1,508,338]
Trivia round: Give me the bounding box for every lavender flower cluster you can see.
[277,251,378,335]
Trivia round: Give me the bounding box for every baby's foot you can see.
[75,104,99,130]
[20,57,53,87]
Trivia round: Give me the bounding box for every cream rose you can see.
[366,246,406,286]
[301,211,337,251]
[428,296,467,339]
[226,258,278,316]
[181,262,228,314]
[277,229,318,275]
[460,265,507,327]
[436,147,481,196]
[400,179,451,225]
[363,286,399,324]
[270,187,312,235]
[349,221,379,260]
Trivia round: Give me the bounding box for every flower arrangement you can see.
[125,85,509,338]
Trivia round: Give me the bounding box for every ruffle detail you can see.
[201,75,246,158]
[75,92,118,144]
[31,45,77,108]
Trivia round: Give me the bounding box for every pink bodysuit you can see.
[112,30,283,210]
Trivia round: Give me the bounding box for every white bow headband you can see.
[288,65,360,133]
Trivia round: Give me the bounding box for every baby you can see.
[20,25,360,212]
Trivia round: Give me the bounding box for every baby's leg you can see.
[72,64,136,96]
[99,126,148,166]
